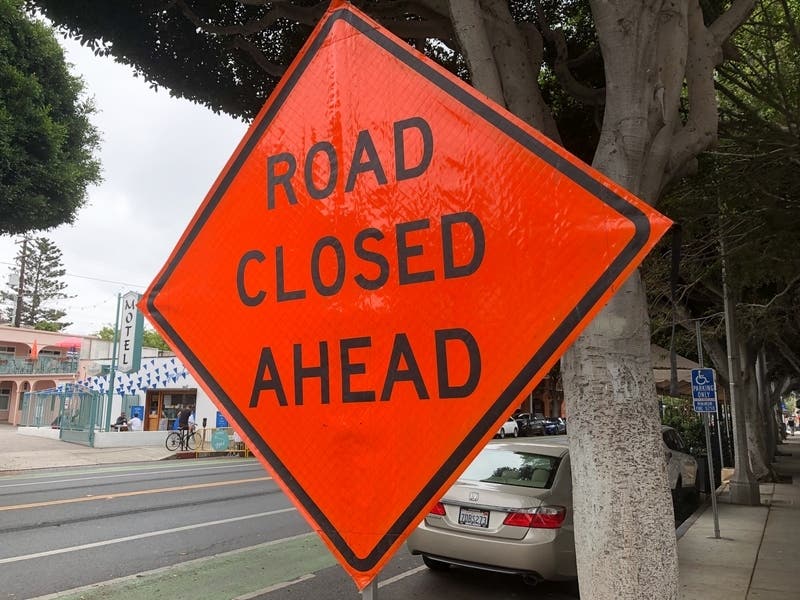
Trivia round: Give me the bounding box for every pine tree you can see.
[1,235,72,330]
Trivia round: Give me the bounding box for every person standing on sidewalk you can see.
[177,405,193,449]
[788,415,796,436]
[128,413,143,431]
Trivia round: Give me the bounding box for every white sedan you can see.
[496,417,519,438]
[662,426,698,497]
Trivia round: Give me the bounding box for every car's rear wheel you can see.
[498,429,505,439]
[513,428,519,437]
[422,555,450,571]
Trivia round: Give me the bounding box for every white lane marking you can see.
[27,532,316,600]
[0,507,297,565]
[232,574,316,599]
[378,565,428,587]
[1,476,272,511]
[0,461,262,489]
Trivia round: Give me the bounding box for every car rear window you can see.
[460,449,561,489]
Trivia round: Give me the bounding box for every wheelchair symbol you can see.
[694,372,709,385]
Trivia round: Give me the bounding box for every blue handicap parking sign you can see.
[691,368,718,413]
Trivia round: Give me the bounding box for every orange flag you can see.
[30,340,39,360]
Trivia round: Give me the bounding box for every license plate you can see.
[458,507,489,528]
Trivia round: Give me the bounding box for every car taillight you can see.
[429,501,446,516]
[502,506,566,529]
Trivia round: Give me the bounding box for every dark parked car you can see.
[543,417,567,435]
[514,413,545,436]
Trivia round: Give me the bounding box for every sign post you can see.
[691,367,720,538]
[139,1,671,590]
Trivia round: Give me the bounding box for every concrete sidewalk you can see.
[0,423,172,473]
[678,435,799,599]
[2,423,798,599]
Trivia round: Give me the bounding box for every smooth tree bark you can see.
[755,350,778,462]
[560,1,756,598]
[695,317,773,480]
[742,344,773,478]
[449,0,756,597]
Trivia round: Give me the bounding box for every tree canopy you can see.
[29,1,607,155]
[0,0,101,235]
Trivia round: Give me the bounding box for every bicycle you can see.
[165,427,201,451]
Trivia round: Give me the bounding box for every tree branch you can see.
[640,1,689,201]
[175,0,326,35]
[741,273,800,311]
[664,0,719,188]
[230,37,285,77]
[359,0,454,40]
[476,0,559,139]
[776,337,800,375]
[447,0,504,104]
[709,0,757,45]
[533,1,604,106]
[662,0,756,192]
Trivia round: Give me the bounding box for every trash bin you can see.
[695,450,722,494]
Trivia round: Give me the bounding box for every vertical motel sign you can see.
[117,291,143,373]
[139,1,671,589]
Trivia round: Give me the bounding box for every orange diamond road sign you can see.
[139,0,671,590]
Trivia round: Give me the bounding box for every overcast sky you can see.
[0,35,249,335]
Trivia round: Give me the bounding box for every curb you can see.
[675,480,729,539]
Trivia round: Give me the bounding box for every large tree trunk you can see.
[742,363,770,478]
[721,249,761,503]
[560,2,684,597]
[562,273,678,598]
[756,350,777,461]
[445,1,755,598]
[742,345,772,479]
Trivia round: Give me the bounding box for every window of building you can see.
[144,389,196,431]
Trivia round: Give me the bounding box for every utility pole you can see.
[13,236,29,327]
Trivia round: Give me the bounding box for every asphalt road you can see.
[0,458,579,600]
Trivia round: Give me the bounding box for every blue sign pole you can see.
[696,321,727,490]
[691,367,720,538]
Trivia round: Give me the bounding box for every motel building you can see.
[0,324,225,448]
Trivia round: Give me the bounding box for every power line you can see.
[0,260,146,289]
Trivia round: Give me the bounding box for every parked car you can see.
[496,417,519,438]
[514,413,545,436]
[662,426,698,498]
[407,437,576,585]
[543,417,567,435]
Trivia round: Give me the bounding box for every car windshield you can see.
[460,449,561,489]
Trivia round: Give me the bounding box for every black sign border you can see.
[146,6,652,572]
